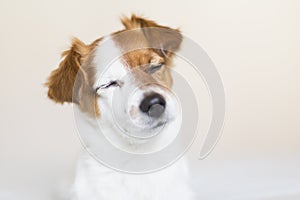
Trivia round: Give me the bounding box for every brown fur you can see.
[114,15,182,88]
[120,14,182,57]
[45,37,101,115]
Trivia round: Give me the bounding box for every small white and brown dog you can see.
[46,15,194,200]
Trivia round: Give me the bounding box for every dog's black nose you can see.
[139,93,166,118]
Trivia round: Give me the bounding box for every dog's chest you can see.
[71,153,193,200]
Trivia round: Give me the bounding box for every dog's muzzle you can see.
[139,93,166,118]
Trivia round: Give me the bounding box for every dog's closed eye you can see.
[96,80,123,94]
[148,63,164,74]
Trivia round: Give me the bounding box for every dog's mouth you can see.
[152,121,167,129]
[117,114,171,139]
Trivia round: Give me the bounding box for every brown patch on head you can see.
[113,14,182,88]
[121,49,163,68]
[45,37,101,116]
[119,14,182,58]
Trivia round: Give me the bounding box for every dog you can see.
[46,14,194,200]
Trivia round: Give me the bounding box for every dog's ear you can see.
[121,14,182,57]
[46,38,93,104]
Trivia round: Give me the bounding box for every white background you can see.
[0,0,299,199]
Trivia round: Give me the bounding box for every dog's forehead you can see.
[93,34,163,78]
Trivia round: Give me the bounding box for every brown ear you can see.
[46,38,95,104]
[121,15,182,57]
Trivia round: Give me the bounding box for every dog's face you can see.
[94,47,179,137]
[46,15,182,138]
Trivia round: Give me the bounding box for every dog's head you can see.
[46,15,182,138]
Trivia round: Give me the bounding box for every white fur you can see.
[71,152,193,200]
[71,37,195,200]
